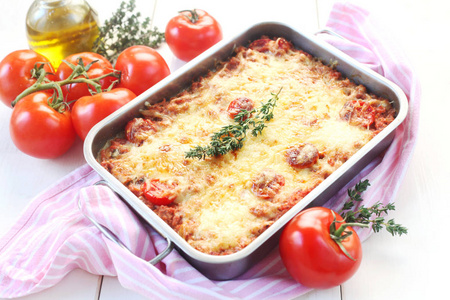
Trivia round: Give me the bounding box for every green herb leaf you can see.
[340,180,408,236]
[92,0,165,64]
[185,88,281,160]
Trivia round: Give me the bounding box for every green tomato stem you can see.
[179,9,199,23]
[333,222,370,238]
[329,211,369,261]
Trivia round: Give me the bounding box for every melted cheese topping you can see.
[100,38,394,255]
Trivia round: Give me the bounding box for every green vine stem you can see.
[179,9,200,23]
[11,60,120,112]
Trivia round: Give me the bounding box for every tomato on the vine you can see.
[115,45,170,96]
[71,88,136,140]
[165,9,223,61]
[279,207,362,289]
[9,92,76,159]
[55,52,117,104]
[0,50,55,107]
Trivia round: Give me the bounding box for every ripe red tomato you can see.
[71,88,136,140]
[115,45,170,96]
[165,9,223,61]
[279,207,362,289]
[0,50,55,107]
[143,179,178,205]
[9,92,76,159]
[55,52,116,104]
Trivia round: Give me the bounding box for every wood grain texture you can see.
[1,0,448,299]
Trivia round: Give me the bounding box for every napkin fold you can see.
[0,2,420,299]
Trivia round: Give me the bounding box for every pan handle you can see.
[315,28,348,41]
[77,180,174,265]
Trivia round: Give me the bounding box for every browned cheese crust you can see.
[99,37,396,255]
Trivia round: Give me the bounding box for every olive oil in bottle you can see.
[26,0,99,67]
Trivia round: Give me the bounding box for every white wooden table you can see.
[1,0,448,299]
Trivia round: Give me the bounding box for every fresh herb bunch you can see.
[92,0,165,64]
[185,89,282,160]
[339,179,408,236]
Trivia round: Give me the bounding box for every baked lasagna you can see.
[99,37,396,255]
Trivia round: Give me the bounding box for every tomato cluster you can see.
[0,7,226,159]
[0,7,225,159]
[0,46,170,159]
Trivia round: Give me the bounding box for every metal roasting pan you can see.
[83,22,408,280]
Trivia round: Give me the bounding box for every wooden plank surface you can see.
[1,0,449,299]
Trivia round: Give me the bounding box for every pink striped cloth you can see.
[0,2,420,299]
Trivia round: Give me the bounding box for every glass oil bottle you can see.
[26,0,99,67]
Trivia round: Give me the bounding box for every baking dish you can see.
[83,22,408,280]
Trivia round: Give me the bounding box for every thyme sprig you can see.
[328,179,408,261]
[92,0,165,64]
[185,89,281,160]
[339,179,408,236]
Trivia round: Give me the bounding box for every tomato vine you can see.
[11,58,120,110]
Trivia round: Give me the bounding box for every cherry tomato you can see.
[125,118,157,145]
[55,52,116,104]
[115,45,170,96]
[227,97,254,119]
[143,179,178,205]
[71,88,136,140]
[0,50,55,107]
[279,207,362,289]
[9,92,76,159]
[165,9,223,61]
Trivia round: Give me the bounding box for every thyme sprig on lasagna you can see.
[339,179,408,236]
[185,89,281,160]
